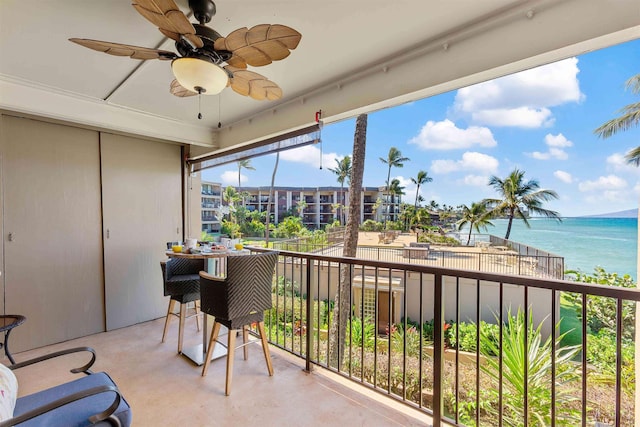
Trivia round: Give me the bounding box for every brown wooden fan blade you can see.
[170,79,197,97]
[226,55,247,69]
[215,24,301,67]
[132,0,203,48]
[69,38,177,60]
[225,66,282,101]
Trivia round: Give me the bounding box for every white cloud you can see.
[530,151,551,160]
[607,152,640,174]
[408,119,496,150]
[578,175,627,192]
[392,176,417,200]
[472,107,554,128]
[454,58,583,128]
[279,144,340,169]
[554,170,573,184]
[431,152,499,174]
[545,134,573,148]
[527,133,573,160]
[220,170,244,185]
[462,175,489,186]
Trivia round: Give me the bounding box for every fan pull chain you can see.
[198,91,202,120]
[218,95,222,128]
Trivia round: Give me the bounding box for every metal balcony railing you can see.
[247,246,638,427]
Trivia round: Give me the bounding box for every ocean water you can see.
[477,217,638,279]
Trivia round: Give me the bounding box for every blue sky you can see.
[202,38,640,217]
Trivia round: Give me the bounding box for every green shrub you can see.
[349,317,376,350]
[479,309,581,426]
[418,232,459,246]
[587,330,635,394]
[564,267,636,340]
[360,219,383,232]
[449,321,500,355]
[385,220,403,231]
[272,216,306,238]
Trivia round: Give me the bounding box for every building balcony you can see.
[14,319,432,426]
[15,246,638,427]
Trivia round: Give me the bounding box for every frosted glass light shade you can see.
[171,57,228,95]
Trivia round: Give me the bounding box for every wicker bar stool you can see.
[199,251,278,396]
[160,257,205,353]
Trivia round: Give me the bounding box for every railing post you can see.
[433,273,444,424]
[305,258,313,372]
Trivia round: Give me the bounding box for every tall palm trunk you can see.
[340,182,345,225]
[265,150,280,245]
[384,167,392,225]
[329,114,367,368]
[505,208,515,240]
[414,184,420,209]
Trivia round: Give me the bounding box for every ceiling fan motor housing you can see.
[175,23,232,65]
[189,0,216,24]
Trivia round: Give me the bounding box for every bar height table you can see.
[165,249,251,366]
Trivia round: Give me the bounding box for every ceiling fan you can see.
[69,0,301,102]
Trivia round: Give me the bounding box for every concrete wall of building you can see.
[282,261,556,338]
[187,173,202,240]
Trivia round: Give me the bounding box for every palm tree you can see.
[456,202,493,246]
[388,178,405,223]
[328,156,352,224]
[379,147,409,223]
[237,159,255,188]
[411,170,432,208]
[237,160,255,206]
[594,73,640,165]
[329,114,367,369]
[484,169,560,240]
[264,149,280,245]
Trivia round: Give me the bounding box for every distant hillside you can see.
[583,208,638,218]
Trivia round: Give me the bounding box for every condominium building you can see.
[201,181,222,234]
[240,186,386,229]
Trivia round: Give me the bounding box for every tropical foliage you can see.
[327,156,352,224]
[479,309,581,426]
[410,170,432,208]
[594,73,640,165]
[484,168,560,239]
[379,147,409,223]
[456,202,493,245]
[564,267,636,340]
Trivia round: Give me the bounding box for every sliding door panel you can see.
[1,116,104,351]
[101,133,182,330]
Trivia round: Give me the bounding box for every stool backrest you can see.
[200,252,278,321]
[166,258,206,279]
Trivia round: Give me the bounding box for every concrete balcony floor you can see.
[12,317,434,427]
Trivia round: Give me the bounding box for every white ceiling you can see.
[1,0,639,158]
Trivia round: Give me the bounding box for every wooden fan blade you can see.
[215,24,301,67]
[132,0,204,48]
[225,66,282,101]
[226,55,247,69]
[69,38,177,60]
[170,79,197,97]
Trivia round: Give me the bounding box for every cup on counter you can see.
[171,244,183,253]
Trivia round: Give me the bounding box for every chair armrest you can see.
[0,384,122,427]
[199,271,226,282]
[9,347,97,376]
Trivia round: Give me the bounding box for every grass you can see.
[559,293,582,347]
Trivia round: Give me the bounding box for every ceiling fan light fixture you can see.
[171,57,228,95]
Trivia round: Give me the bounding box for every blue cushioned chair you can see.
[3,347,131,427]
